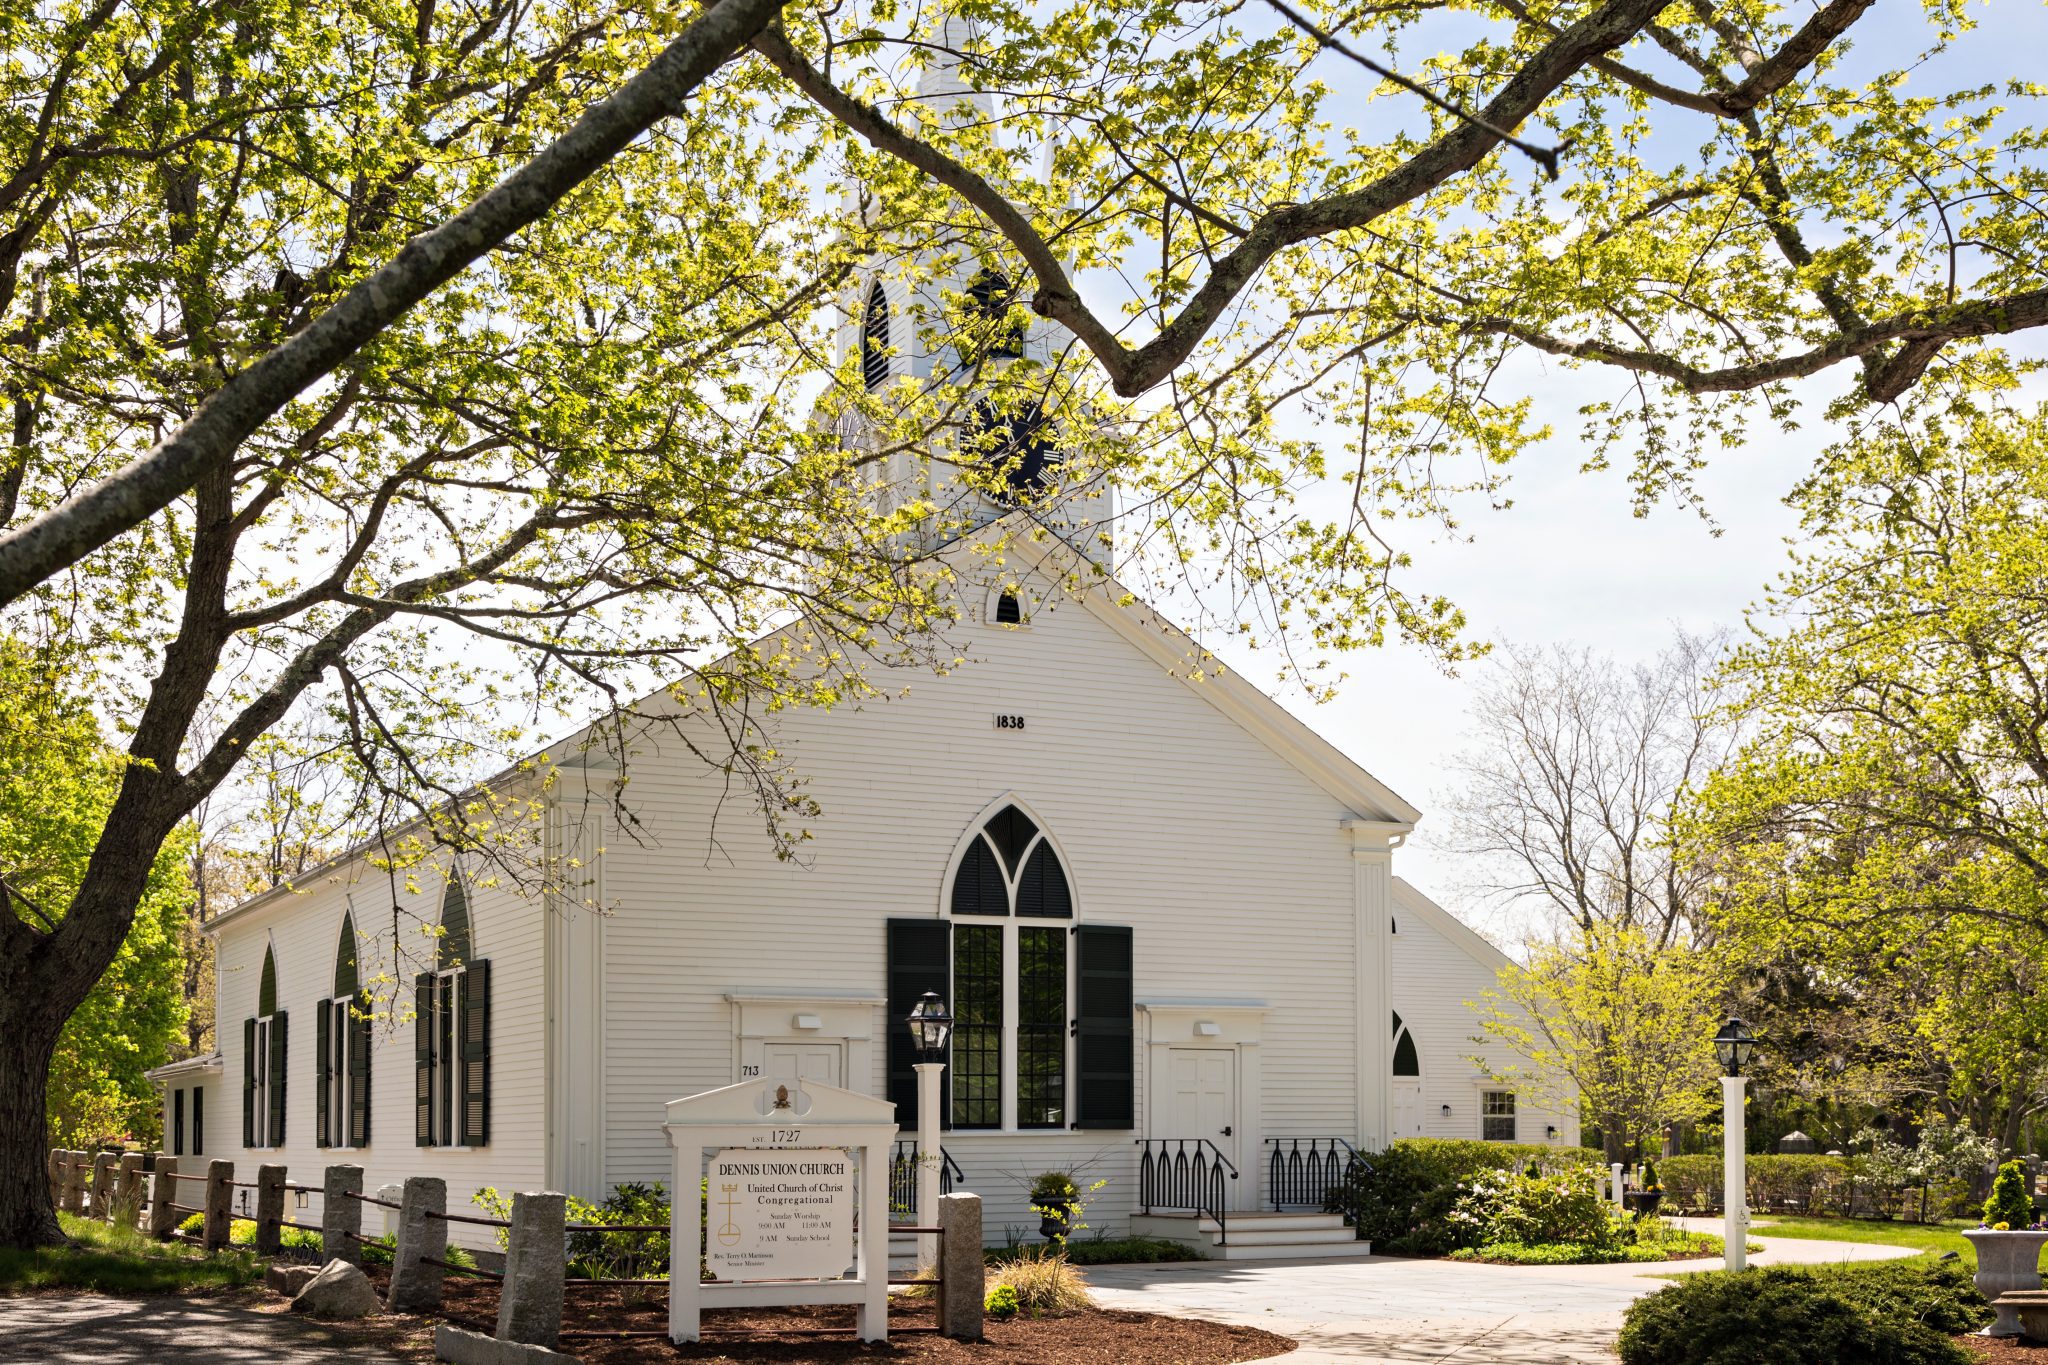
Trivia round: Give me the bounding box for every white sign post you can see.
[664,1077,896,1344]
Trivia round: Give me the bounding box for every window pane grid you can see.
[1017,928,1066,1127]
[1482,1090,1516,1142]
[952,925,1003,1128]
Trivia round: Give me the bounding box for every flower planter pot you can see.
[1962,1229,2048,1337]
[1038,1204,1073,1242]
[1623,1191,1663,1218]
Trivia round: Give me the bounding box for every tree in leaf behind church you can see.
[0,641,190,1151]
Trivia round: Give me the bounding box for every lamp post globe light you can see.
[1714,1017,1759,1271]
[907,991,952,1267]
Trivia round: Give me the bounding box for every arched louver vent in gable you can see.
[861,283,891,390]
[983,805,1038,874]
[1017,842,1071,918]
[995,592,1022,624]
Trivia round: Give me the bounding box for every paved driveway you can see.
[0,1294,405,1363]
[1085,1229,1919,1363]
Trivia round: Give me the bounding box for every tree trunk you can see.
[0,981,68,1247]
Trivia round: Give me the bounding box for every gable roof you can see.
[1392,876,1511,973]
[997,522,1419,825]
[211,516,1419,933]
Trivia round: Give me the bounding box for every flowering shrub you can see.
[1448,1167,1623,1251]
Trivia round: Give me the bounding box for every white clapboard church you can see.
[147,38,1577,1258]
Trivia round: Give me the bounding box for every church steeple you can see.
[832,17,1114,566]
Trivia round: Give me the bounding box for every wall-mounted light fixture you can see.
[1441,1104,1452,1119]
[1195,1021,1222,1037]
[793,1013,823,1031]
[1546,1125,1559,1141]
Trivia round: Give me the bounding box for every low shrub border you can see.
[1618,1258,1991,1365]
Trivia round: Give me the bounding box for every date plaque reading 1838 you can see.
[704,1147,856,1282]
[993,713,1026,730]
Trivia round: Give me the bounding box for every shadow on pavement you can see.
[0,1293,398,1362]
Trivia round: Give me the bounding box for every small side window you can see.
[1482,1090,1517,1142]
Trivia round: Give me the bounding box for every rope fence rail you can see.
[420,1255,503,1279]
[425,1211,510,1229]
[347,1193,402,1211]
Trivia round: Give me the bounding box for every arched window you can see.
[1392,1012,1420,1078]
[964,270,1024,361]
[861,282,891,390]
[946,805,1074,1129]
[318,913,371,1148]
[417,877,491,1148]
[994,591,1023,625]
[244,943,286,1149]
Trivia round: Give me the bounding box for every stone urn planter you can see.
[1962,1229,2048,1336]
[1623,1190,1664,1218]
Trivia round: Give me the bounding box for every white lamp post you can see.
[1713,1017,1760,1272]
[907,990,953,1270]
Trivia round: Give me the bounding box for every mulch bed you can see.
[1962,1335,2048,1361]
[345,1263,1293,1364]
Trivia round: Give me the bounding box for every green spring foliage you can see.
[0,1214,261,1293]
[1619,1260,1990,1365]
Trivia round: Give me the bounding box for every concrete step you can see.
[1131,1210,1369,1260]
[1207,1239,1377,1261]
[1210,1226,1361,1247]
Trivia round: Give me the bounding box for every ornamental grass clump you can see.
[986,1249,1094,1316]
[1981,1159,2039,1231]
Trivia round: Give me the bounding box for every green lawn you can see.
[1750,1214,1979,1267]
[0,1213,264,1293]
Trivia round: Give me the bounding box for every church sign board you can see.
[705,1147,855,1281]
[663,1077,896,1343]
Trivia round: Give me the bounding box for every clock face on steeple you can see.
[969,400,1059,501]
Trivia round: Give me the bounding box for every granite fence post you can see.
[116,1153,146,1227]
[936,1192,984,1341]
[203,1159,234,1253]
[91,1151,118,1218]
[322,1164,365,1265]
[150,1158,181,1238]
[255,1163,286,1255]
[61,1151,86,1214]
[387,1176,448,1313]
[497,1191,566,1348]
[45,1149,62,1205]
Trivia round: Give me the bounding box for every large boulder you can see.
[290,1258,383,1318]
[265,1262,322,1296]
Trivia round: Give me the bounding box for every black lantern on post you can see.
[1713,1017,1758,1077]
[908,991,953,1065]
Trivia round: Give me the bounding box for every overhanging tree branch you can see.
[0,0,793,609]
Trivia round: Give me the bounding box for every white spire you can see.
[915,14,993,116]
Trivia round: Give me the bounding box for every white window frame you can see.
[322,995,360,1149]
[1481,1088,1517,1143]
[426,963,469,1149]
[249,1014,276,1150]
[948,917,1076,1133]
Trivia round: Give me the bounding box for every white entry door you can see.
[1392,1081,1424,1138]
[1165,1048,1238,1172]
[762,1042,842,1089]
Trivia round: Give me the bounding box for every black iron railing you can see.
[1265,1137,1367,1214]
[889,1139,963,1218]
[1137,1138,1238,1245]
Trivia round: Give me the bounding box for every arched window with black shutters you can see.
[318,913,371,1148]
[243,943,286,1150]
[964,270,1025,361]
[416,877,490,1148]
[860,282,891,390]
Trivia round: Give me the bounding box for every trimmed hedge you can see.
[1325,1138,1604,1255]
[1618,1259,1990,1365]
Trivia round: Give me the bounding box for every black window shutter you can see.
[350,990,372,1147]
[886,918,952,1128]
[242,1017,256,1147]
[315,1001,332,1148]
[459,960,491,1147]
[1074,924,1135,1129]
[192,1087,203,1155]
[267,1010,288,1146]
[415,972,434,1146]
[173,1089,184,1156]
